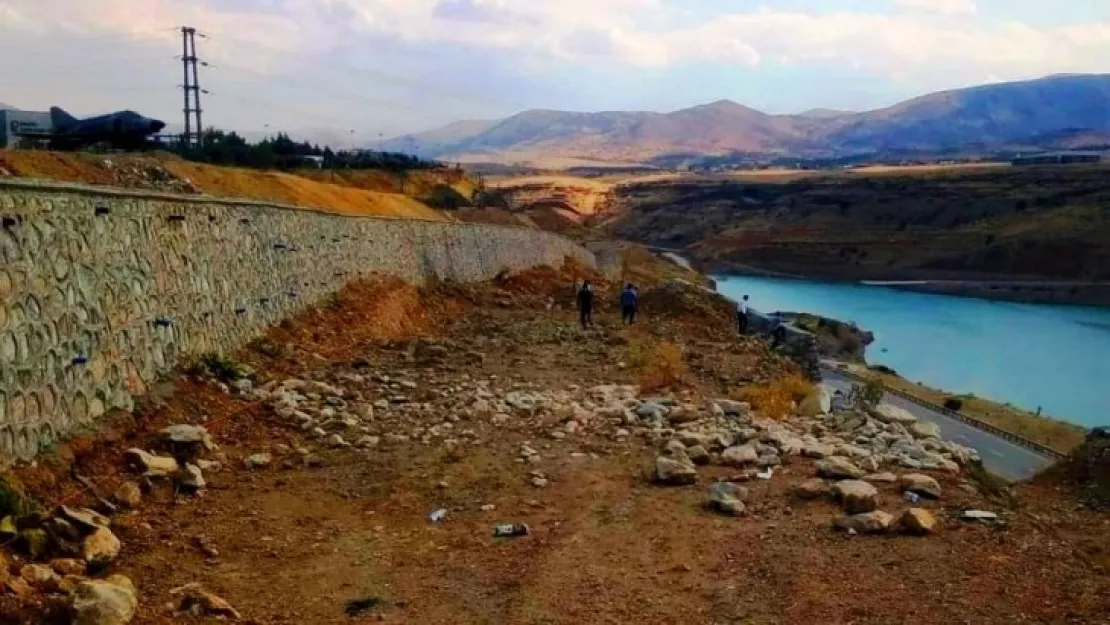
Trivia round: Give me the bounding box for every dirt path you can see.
[4,271,1109,624]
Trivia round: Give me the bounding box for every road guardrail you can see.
[821,365,1067,460]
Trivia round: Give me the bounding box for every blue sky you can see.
[1,0,1108,142]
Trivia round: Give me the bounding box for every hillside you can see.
[384,74,1110,164]
[0,150,451,220]
[600,164,1110,305]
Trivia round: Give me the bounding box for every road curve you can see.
[821,370,1055,482]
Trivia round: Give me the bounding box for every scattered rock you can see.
[686,445,710,466]
[113,482,142,508]
[82,526,122,566]
[71,575,138,625]
[21,528,49,559]
[654,455,697,486]
[667,406,700,425]
[864,472,898,484]
[530,476,549,488]
[872,404,918,425]
[721,444,759,467]
[910,421,942,440]
[961,510,1000,523]
[21,563,62,592]
[799,387,831,417]
[793,478,831,500]
[802,443,834,459]
[59,506,111,531]
[832,480,879,514]
[901,508,938,534]
[123,448,178,478]
[175,464,206,491]
[816,457,866,480]
[171,583,242,619]
[708,482,748,517]
[243,453,273,469]
[160,424,216,450]
[900,473,942,499]
[51,558,87,576]
[834,510,895,534]
[327,434,350,448]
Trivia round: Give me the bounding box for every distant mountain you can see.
[383,74,1110,164]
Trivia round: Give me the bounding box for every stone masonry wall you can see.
[0,179,595,465]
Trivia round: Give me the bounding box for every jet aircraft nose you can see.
[149,119,166,133]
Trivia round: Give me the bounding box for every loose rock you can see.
[243,453,273,469]
[707,482,748,517]
[901,508,938,534]
[82,526,122,566]
[654,455,697,486]
[816,457,866,480]
[834,510,895,534]
[171,582,242,619]
[113,482,142,508]
[721,444,759,467]
[72,575,138,625]
[832,480,879,514]
[123,448,178,478]
[900,473,942,499]
[686,445,710,466]
[793,478,831,500]
[864,472,898,484]
[910,421,942,440]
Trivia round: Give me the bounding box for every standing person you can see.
[620,283,639,325]
[577,280,595,329]
[737,295,751,335]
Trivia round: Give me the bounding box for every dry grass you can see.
[733,374,815,420]
[627,339,688,392]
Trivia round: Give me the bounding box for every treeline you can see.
[172,129,446,172]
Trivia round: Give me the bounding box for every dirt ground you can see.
[4,267,1109,625]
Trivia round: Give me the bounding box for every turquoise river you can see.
[715,275,1110,428]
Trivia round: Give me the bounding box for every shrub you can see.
[734,374,815,420]
[188,352,249,383]
[849,377,885,410]
[628,339,688,392]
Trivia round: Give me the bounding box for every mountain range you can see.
[378,74,1110,165]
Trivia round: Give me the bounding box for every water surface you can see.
[715,275,1110,428]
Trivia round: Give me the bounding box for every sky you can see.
[1,0,1109,143]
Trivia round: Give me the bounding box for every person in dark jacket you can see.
[620,283,639,325]
[576,281,594,329]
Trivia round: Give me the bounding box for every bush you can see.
[421,184,472,210]
[733,374,815,420]
[188,352,249,383]
[849,377,885,410]
[628,339,688,392]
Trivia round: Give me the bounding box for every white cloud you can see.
[895,0,978,17]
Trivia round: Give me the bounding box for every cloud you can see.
[895,0,978,16]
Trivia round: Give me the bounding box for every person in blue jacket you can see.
[620,283,639,325]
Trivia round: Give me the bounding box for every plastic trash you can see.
[904,491,921,504]
[756,467,775,480]
[493,523,530,538]
[428,508,448,523]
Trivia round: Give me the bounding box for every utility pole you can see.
[180,26,203,146]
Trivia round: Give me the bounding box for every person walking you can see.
[736,295,750,335]
[577,280,595,329]
[620,283,639,325]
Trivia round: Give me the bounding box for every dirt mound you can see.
[0,151,448,220]
[1053,427,1110,509]
[639,279,735,327]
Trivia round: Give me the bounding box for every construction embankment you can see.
[0,178,594,465]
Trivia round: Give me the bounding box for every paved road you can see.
[821,370,1055,482]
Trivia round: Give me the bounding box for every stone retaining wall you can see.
[0,179,595,465]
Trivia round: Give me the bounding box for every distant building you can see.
[1011,151,1102,166]
[0,109,54,148]
[300,155,325,168]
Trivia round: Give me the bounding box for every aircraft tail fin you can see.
[49,106,78,130]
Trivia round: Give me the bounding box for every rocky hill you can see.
[383,74,1110,164]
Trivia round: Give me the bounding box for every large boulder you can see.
[654,455,697,486]
[910,421,942,440]
[799,387,832,417]
[72,575,138,625]
[832,480,879,514]
[834,510,895,534]
[721,444,759,467]
[900,473,942,499]
[872,404,918,425]
[816,457,866,480]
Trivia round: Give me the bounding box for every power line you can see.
[181,26,204,146]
